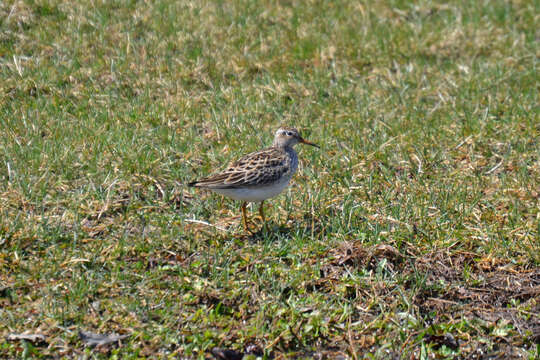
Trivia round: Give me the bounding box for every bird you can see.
[188,126,319,231]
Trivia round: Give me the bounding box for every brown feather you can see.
[188,147,291,189]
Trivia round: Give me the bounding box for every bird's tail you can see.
[187,181,198,187]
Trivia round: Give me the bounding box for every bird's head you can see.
[273,127,319,149]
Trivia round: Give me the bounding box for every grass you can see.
[0,0,538,358]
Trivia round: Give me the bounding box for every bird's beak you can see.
[300,137,320,148]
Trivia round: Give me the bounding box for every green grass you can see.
[0,0,538,358]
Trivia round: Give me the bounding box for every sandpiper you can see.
[188,126,319,231]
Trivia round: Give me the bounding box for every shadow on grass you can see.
[242,212,334,243]
[240,222,294,243]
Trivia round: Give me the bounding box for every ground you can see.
[0,0,538,359]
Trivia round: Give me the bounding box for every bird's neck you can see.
[274,144,295,154]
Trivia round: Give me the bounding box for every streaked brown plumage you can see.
[188,147,291,189]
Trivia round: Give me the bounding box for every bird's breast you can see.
[286,148,299,175]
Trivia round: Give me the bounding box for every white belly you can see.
[211,177,291,202]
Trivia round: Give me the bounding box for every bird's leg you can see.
[241,202,249,231]
[258,201,266,222]
[259,201,268,231]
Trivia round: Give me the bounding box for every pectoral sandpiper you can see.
[188,127,318,231]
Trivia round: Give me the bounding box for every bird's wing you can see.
[189,147,290,189]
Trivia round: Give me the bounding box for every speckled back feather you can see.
[188,147,294,189]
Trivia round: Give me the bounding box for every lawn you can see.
[0,0,538,358]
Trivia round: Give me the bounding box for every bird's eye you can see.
[286,131,293,136]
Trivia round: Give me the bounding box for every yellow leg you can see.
[259,201,267,230]
[241,202,249,231]
[258,201,265,222]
